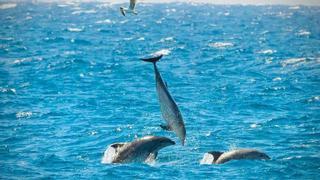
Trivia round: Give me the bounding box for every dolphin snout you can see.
[264,154,271,160]
[158,137,175,146]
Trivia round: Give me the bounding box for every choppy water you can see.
[1,2,320,179]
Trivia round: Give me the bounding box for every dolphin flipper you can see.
[160,124,172,131]
[120,7,126,16]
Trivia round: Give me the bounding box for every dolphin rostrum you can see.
[200,149,270,164]
[141,54,186,145]
[101,136,175,164]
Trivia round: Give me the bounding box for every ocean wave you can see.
[71,9,96,15]
[16,112,33,119]
[70,38,91,45]
[95,19,113,24]
[0,37,14,41]
[12,57,43,65]
[156,18,165,24]
[152,49,171,56]
[123,37,134,41]
[281,58,306,67]
[297,30,311,36]
[25,16,32,20]
[258,49,276,54]
[67,27,84,32]
[0,87,16,94]
[272,77,282,81]
[119,20,128,24]
[307,96,320,103]
[57,4,69,8]
[160,37,174,43]
[209,42,234,49]
[289,6,300,10]
[0,3,17,10]
[96,3,111,9]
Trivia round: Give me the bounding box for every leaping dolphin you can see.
[120,0,138,16]
[141,55,186,145]
[101,136,175,164]
[200,149,270,164]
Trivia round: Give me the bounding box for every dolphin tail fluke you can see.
[141,54,163,64]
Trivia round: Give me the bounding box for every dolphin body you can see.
[141,55,186,145]
[101,136,175,164]
[200,149,270,164]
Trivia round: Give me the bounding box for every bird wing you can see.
[129,0,137,10]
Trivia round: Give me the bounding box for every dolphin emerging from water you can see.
[141,55,186,145]
[200,149,270,164]
[120,0,138,16]
[101,136,175,164]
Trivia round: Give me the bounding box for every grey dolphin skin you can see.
[200,149,270,164]
[141,55,186,145]
[101,136,175,164]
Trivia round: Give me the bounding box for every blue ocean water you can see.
[0,1,320,179]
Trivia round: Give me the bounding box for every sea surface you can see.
[0,2,320,179]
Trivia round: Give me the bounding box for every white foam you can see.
[89,130,97,135]
[137,37,145,41]
[101,145,116,164]
[152,49,171,56]
[200,153,214,165]
[57,4,69,8]
[155,18,165,24]
[71,9,96,15]
[297,30,311,36]
[123,37,133,41]
[289,6,300,10]
[205,131,212,137]
[0,87,16,94]
[165,8,176,13]
[16,112,32,118]
[258,49,276,54]
[13,57,43,65]
[160,37,174,42]
[281,58,306,67]
[308,96,320,102]
[96,3,111,8]
[0,37,14,41]
[209,42,234,48]
[25,16,33,20]
[0,3,17,10]
[119,20,128,24]
[67,27,84,32]
[272,77,282,81]
[95,19,112,24]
